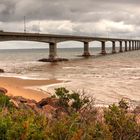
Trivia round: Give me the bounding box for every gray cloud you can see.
[0,0,140,38]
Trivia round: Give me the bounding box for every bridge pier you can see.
[135,41,137,50]
[125,41,128,51]
[134,41,136,50]
[82,42,90,57]
[112,41,116,53]
[119,41,123,52]
[136,41,138,50]
[49,42,57,60]
[132,41,134,51]
[101,41,106,55]
[129,41,131,51]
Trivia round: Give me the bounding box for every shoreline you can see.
[0,76,62,102]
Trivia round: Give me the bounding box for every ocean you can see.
[0,47,140,106]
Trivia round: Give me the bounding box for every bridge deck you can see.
[0,31,137,42]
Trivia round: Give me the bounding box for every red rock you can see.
[0,87,8,94]
[37,97,59,108]
[10,99,19,108]
[42,105,57,113]
[133,106,140,114]
[11,96,27,103]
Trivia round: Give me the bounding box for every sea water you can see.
[0,47,139,106]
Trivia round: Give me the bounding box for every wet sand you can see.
[0,77,61,101]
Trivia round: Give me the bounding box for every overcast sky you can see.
[0,0,140,39]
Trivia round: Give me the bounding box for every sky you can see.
[0,0,140,49]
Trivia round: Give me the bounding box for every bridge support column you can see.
[112,41,116,53]
[134,41,136,50]
[101,41,106,55]
[136,41,139,50]
[125,41,128,51]
[136,41,138,50]
[132,41,134,50]
[135,41,137,50]
[82,42,90,57]
[129,41,131,51]
[119,41,123,52]
[49,42,57,60]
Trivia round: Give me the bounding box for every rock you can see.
[37,97,59,108]
[11,96,37,104]
[42,105,57,113]
[0,87,8,94]
[10,99,19,108]
[42,105,57,119]
[12,96,28,103]
[133,106,140,114]
[0,69,4,73]
[27,102,36,108]
[26,102,41,114]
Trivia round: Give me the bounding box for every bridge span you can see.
[0,31,140,62]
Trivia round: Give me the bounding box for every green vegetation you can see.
[0,89,140,140]
[53,87,90,113]
[0,93,13,110]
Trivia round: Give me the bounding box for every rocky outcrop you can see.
[10,96,37,110]
[11,96,37,104]
[0,69,4,73]
[133,106,140,114]
[1,92,140,122]
[8,96,68,119]
[37,97,59,108]
[0,87,7,94]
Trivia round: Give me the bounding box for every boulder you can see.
[12,96,28,103]
[26,102,41,114]
[133,106,140,114]
[11,96,37,104]
[10,99,19,108]
[37,97,59,108]
[42,105,57,113]
[0,69,4,73]
[0,87,8,94]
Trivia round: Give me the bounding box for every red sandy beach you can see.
[0,77,61,101]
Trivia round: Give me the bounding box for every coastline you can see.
[0,76,61,101]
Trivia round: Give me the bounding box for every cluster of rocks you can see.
[0,69,4,73]
[0,87,7,94]
[0,86,66,119]
[9,96,66,119]
[0,88,68,119]
[0,87,140,123]
[9,96,140,123]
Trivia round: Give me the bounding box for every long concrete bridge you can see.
[0,31,140,61]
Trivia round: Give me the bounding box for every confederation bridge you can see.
[0,31,140,62]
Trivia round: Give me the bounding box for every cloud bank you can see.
[0,0,140,38]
